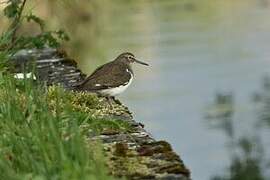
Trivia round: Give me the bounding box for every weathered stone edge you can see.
[11,48,191,180]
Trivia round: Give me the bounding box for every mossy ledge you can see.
[11,48,191,180]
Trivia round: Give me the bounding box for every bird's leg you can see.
[105,96,114,109]
[111,96,121,105]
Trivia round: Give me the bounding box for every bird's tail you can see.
[62,81,83,92]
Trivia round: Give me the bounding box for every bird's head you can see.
[116,52,149,66]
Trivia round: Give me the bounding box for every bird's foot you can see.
[105,96,114,109]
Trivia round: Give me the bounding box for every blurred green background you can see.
[1,0,270,179]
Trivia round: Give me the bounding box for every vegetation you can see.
[0,0,69,52]
[0,76,115,180]
[0,1,129,179]
[205,81,270,180]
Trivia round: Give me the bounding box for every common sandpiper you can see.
[76,52,149,103]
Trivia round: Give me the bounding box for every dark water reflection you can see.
[77,1,270,179]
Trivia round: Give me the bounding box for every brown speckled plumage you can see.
[78,61,132,91]
[76,52,148,96]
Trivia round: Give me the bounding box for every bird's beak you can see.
[134,58,149,66]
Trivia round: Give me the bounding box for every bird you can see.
[75,52,149,103]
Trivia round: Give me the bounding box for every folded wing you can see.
[78,62,131,91]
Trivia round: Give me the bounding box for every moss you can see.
[107,156,153,178]
[156,151,181,161]
[106,142,176,178]
[101,128,121,135]
[157,163,190,176]
[46,86,132,120]
[106,146,190,179]
[148,140,173,151]
[137,140,173,156]
[104,141,153,177]
[114,142,128,157]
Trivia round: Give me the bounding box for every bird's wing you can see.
[78,62,132,91]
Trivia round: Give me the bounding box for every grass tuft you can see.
[0,75,121,179]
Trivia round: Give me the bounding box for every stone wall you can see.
[11,48,191,180]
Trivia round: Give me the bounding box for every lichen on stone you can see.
[46,85,132,120]
[101,138,190,179]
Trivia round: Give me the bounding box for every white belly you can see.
[99,74,133,96]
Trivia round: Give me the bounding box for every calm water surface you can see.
[79,1,270,179]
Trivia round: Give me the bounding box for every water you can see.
[78,1,270,179]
